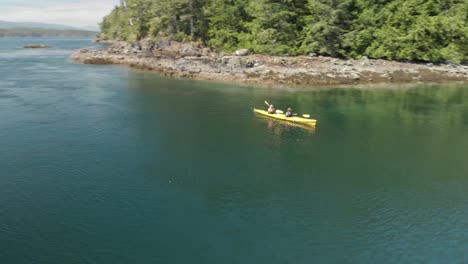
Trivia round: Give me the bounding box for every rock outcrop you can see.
[70,40,468,87]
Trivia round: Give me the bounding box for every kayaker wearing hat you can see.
[285,107,294,117]
[267,104,276,114]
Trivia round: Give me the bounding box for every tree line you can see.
[100,0,467,62]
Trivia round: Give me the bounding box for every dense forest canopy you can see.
[100,0,468,62]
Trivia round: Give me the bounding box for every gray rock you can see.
[180,44,195,54]
[235,49,249,56]
[202,48,211,56]
[189,68,201,74]
[308,53,317,57]
[349,72,360,80]
[227,57,242,66]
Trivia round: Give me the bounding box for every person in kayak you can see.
[267,104,276,114]
[285,107,294,117]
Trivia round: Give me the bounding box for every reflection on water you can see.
[265,119,317,134]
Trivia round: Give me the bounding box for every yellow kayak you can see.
[253,108,317,126]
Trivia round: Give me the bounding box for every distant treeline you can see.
[100,0,467,62]
[0,28,98,37]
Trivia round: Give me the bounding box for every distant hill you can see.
[78,25,100,32]
[0,28,98,38]
[0,21,98,32]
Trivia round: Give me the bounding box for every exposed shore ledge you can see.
[71,40,468,87]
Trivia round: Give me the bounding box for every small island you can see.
[24,45,50,49]
[72,0,467,87]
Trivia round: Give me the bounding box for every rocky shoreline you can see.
[70,40,468,87]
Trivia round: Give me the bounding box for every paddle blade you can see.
[264,101,270,106]
[302,114,310,118]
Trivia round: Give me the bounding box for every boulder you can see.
[235,49,249,56]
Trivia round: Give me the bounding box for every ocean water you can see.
[1,38,468,264]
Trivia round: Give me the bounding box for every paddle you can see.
[264,100,284,114]
[292,113,311,118]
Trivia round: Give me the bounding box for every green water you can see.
[1,38,468,264]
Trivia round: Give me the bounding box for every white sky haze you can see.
[0,0,119,27]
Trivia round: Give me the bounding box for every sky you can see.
[0,0,119,28]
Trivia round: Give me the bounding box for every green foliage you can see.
[205,0,249,51]
[240,0,305,55]
[99,0,468,62]
[300,0,358,57]
[100,4,133,40]
[346,0,468,62]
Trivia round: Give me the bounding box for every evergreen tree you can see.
[205,0,250,51]
[300,0,358,57]
[242,0,305,54]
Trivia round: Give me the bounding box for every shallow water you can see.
[1,38,468,264]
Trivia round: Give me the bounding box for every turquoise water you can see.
[1,38,468,264]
